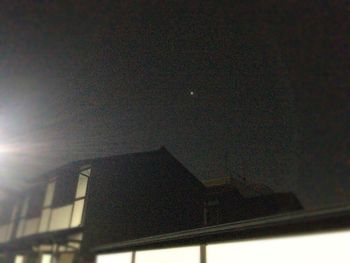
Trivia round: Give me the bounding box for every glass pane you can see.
[0,225,7,243]
[207,230,350,263]
[23,218,40,236]
[14,255,25,263]
[16,219,25,238]
[41,254,52,263]
[20,197,30,217]
[23,217,40,236]
[39,209,51,233]
[135,246,200,263]
[80,168,91,177]
[70,200,85,227]
[49,205,73,231]
[6,222,14,241]
[11,203,19,220]
[97,253,132,263]
[75,175,88,199]
[44,182,56,207]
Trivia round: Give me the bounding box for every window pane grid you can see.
[24,167,90,235]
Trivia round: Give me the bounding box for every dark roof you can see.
[28,147,196,183]
[28,148,164,182]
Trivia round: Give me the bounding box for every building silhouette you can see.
[0,148,205,263]
[0,148,302,263]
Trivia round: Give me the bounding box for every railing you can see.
[95,204,350,263]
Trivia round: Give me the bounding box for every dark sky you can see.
[0,1,349,208]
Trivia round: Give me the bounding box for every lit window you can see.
[16,219,25,238]
[41,254,52,263]
[135,246,200,263]
[14,255,25,263]
[0,225,7,243]
[43,182,56,207]
[6,223,14,241]
[20,197,30,217]
[70,199,85,227]
[39,208,51,233]
[49,205,73,231]
[75,175,88,199]
[23,217,40,236]
[97,252,132,263]
[11,203,19,220]
[206,230,350,263]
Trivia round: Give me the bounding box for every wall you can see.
[81,150,205,259]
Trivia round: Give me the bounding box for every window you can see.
[41,254,52,263]
[14,255,25,263]
[70,168,91,228]
[136,246,200,263]
[1,203,20,242]
[0,225,8,243]
[49,205,73,231]
[97,247,200,263]
[5,222,14,241]
[97,253,132,263]
[0,202,14,243]
[70,199,85,227]
[27,188,45,218]
[16,198,31,238]
[23,217,40,236]
[11,203,19,221]
[75,175,88,199]
[43,182,55,207]
[80,168,91,177]
[20,197,30,218]
[38,208,51,233]
[206,230,350,263]
[16,219,25,238]
[38,167,91,233]
[52,174,78,208]
[39,182,56,234]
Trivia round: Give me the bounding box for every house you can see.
[0,148,206,263]
[0,147,303,263]
[204,177,302,225]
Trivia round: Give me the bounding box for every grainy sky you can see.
[0,1,349,208]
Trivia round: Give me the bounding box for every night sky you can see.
[0,1,349,208]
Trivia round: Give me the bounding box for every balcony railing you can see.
[95,204,350,263]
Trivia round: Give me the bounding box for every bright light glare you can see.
[207,230,350,263]
[0,144,16,154]
[136,246,200,263]
[97,252,132,263]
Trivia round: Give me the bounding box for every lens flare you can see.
[0,144,17,154]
